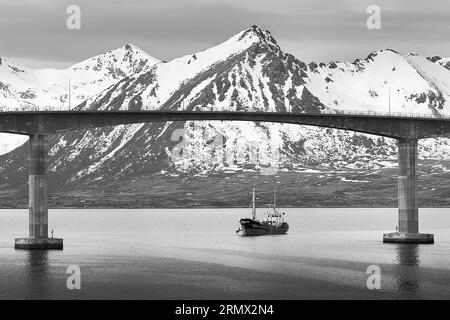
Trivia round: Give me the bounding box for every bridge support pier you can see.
[15,134,63,250]
[383,139,434,244]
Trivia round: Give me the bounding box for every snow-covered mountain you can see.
[1,26,450,195]
[80,26,321,113]
[306,50,450,114]
[0,44,159,153]
[0,43,159,110]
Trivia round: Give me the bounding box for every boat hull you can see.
[239,219,289,236]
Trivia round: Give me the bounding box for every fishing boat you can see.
[236,188,289,236]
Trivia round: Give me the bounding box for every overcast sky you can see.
[1,0,450,68]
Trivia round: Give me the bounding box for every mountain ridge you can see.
[0,43,160,153]
[1,26,450,207]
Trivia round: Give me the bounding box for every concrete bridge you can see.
[3,109,448,249]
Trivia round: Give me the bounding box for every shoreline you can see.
[1,206,450,209]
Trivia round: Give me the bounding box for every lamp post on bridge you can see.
[68,79,71,111]
[388,86,392,116]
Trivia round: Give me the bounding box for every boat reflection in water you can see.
[237,188,289,236]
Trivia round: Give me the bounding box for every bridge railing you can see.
[1,105,450,120]
[332,109,450,119]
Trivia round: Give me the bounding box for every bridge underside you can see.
[12,134,434,249]
[2,111,441,248]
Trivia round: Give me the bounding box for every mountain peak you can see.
[158,26,282,74]
[123,43,140,51]
[110,43,160,65]
[364,48,401,61]
[67,42,160,78]
[237,25,280,50]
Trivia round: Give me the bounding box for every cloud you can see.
[1,0,450,68]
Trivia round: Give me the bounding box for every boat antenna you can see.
[252,188,256,220]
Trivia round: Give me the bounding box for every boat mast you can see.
[252,188,256,220]
[273,189,278,224]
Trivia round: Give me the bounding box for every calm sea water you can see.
[0,208,449,300]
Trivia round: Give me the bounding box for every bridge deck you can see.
[1,109,450,120]
[1,110,450,139]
